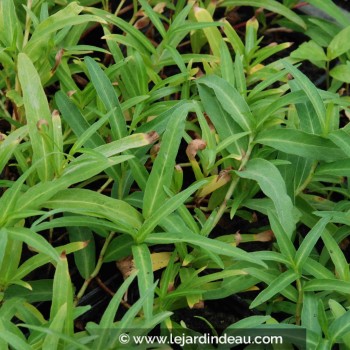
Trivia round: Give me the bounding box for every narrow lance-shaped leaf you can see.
[329,310,350,344]
[307,0,350,27]
[0,325,31,350]
[197,83,247,157]
[255,129,346,162]
[55,91,105,148]
[18,53,54,181]
[42,304,67,350]
[50,252,74,336]
[316,159,350,177]
[13,242,87,281]
[132,244,154,320]
[197,75,255,131]
[67,224,96,280]
[267,210,296,263]
[283,60,326,134]
[145,230,267,268]
[295,217,329,271]
[237,159,296,237]
[85,56,127,140]
[14,155,133,219]
[143,103,191,218]
[220,0,306,29]
[193,6,222,57]
[99,271,138,327]
[137,179,208,242]
[321,230,350,281]
[0,0,21,47]
[304,279,350,294]
[0,126,28,174]
[250,270,299,309]
[44,189,143,235]
[139,0,166,38]
[327,25,350,60]
[6,227,59,262]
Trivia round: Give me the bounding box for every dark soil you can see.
[334,0,350,11]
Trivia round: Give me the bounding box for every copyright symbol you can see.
[119,333,130,344]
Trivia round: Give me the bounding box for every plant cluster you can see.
[1,0,350,349]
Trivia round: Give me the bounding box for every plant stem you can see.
[204,136,254,236]
[326,61,330,90]
[74,232,115,306]
[295,161,318,196]
[295,278,303,326]
[23,0,33,48]
[98,177,113,193]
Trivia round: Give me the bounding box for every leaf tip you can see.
[146,131,159,144]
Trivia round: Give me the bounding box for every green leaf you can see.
[13,242,86,281]
[307,0,350,27]
[55,91,105,149]
[50,252,73,336]
[143,103,190,218]
[18,53,54,181]
[302,293,322,336]
[137,179,207,242]
[6,227,59,262]
[283,60,326,133]
[0,229,8,268]
[5,279,53,303]
[99,271,137,327]
[255,129,346,162]
[220,41,235,86]
[289,80,323,135]
[43,304,67,350]
[70,109,114,155]
[225,316,271,329]
[51,111,64,177]
[10,154,132,224]
[278,153,314,199]
[295,217,329,271]
[304,279,350,294]
[90,133,156,159]
[145,231,267,267]
[44,189,143,235]
[321,230,350,281]
[132,244,154,320]
[0,126,28,174]
[139,0,166,38]
[197,75,255,131]
[328,129,350,154]
[197,83,247,156]
[250,270,298,309]
[85,57,127,140]
[24,3,105,61]
[112,282,158,343]
[86,7,156,54]
[223,20,245,56]
[193,6,222,57]
[237,159,296,237]
[104,235,133,262]
[0,0,22,48]
[330,63,350,83]
[67,225,96,280]
[0,327,31,350]
[267,210,296,263]
[290,40,327,67]
[329,310,350,343]
[220,0,306,29]
[316,159,350,177]
[327,25,350,60]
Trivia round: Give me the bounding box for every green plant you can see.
[2,1,350,349]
